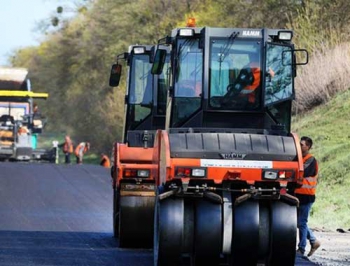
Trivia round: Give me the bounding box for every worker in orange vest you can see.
[100,153,111,168]
[75,142,90,164]
[224,52,274,108]
[295,136,321,257]
[238,60,261,104]
[62,135,74,164]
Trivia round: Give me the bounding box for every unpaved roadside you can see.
[301,229,350,266]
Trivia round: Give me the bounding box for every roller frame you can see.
[222,189,233,255]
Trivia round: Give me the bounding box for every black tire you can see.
[231,200,259,266]
[269,201,297,266]
[154,197,184,266]
[113,189,119,238]
[193,199,222,266]
[119,195,155,248]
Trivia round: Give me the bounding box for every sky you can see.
[0,0,59,66]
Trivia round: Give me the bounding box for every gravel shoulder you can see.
[304,229,350,266]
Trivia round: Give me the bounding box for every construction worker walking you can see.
[295,136,321,257]
[100,153,111,168]
[75,142,90,164]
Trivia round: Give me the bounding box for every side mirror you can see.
[293,49,309,65]
[282,49,308,66]
[109,63,122,87]
[151,49,167,75]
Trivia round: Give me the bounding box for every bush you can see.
[293,43,350,113]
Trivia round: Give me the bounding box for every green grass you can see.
[292,89,350,230]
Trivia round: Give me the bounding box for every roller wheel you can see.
[257,202,270,261]
[154,197,184,266]
[231,200,259,266]
[113,189,119,238]
[119,195,155,248]
[269,201,297,266]
[193,199,222,266]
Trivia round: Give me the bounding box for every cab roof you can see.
[0,67,29,91]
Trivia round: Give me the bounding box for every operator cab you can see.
[152,27,307,135]
[109,45,169,146]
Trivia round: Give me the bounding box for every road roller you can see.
[151,25,308,265]
[109,45,168,248]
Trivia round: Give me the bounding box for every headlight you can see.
[137,170,150,177]
[262,169,294,180]
[123,169,150,178]
[133,46,146,54]
[178,29,194,36]
[175,167,206,178]
[278,31,293,41]
[192,168,206,177]
[264,171,278,180]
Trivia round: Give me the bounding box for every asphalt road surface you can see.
[0,162,152,266]
[0,162,322,266]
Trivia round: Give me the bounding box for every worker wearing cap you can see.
[295,136,321,257]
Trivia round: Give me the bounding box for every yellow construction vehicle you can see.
[0,67,54,162]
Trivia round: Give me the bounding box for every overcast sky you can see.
[0,0,59,65]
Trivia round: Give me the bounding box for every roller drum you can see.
[119,195,155,248]
[269,201,297,266]
[154,197,184,266]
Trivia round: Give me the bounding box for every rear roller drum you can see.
[269,201,297,266]
[154,197,184,266]
[119,195,155,248]
[193,199,222,266]
[231,200,259,266]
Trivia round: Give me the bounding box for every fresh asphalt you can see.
[0,162,152,266]
[0,162,317,266]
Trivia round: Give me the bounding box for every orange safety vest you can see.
[240,63,261,103]
[75,143,89,156]
[295,153,318,196]
[63,141,73,153]
[100,155,111,168]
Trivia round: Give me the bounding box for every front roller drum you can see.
[154,197,184,266]
[231,200,259,266]
[119,195,155,248]
[194,199,222,266]
[269,201,297,266]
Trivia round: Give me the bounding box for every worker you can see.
[33,103,42,118]
[75,142,90,164]
[100,153,111,168]
[61,135,74,164]
[224,52,265,108]
[295,136,321,257]
[17,124,29,135]
[238,60,261,104]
